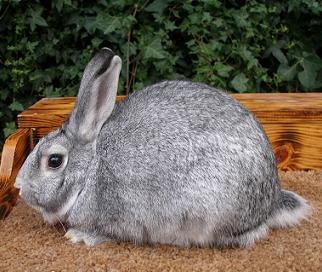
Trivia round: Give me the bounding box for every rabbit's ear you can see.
[67,48,122,142]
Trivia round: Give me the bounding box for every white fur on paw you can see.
[65,228,110,246]
[64,228,85,244]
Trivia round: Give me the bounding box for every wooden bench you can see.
[1,93,322,219]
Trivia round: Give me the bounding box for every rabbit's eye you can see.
[48,154,63,169]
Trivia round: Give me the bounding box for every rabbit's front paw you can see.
[65,228,111,246]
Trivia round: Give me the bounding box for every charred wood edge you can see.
[0,128,30,219]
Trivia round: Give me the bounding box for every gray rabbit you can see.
[15,48,310,247]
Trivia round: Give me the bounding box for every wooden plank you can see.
[0,129,30,219]
[233,93,322,111]
[263,122,322,170]
[17,93,322,128]
[15,93,322,170]
[29,127,59,148]
[234,93,322,123]
[17,96,126,128]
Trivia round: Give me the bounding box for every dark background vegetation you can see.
[0,0,322,150]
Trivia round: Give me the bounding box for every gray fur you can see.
[15,48,311,248]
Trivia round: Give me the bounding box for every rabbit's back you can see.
[97,80,280,243]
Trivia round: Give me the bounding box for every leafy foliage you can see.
[0,0,322,149]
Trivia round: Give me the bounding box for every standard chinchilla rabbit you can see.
[15,48,310,248]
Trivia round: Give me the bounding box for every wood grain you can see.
[0,129,30,219]
[234,93,322,123]
[15,93,322,170]
[17,96,126,128]
[17,94,322,128]
[263,122,322,170]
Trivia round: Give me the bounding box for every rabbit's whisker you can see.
[54,214,67,234]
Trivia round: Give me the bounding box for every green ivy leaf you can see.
[145,0,171,16]
[103,17,121,34]
[214,62,233,78]
[231,73,249,92]
[91,37,103,48]
[4,122,16,138]
[298,70,316,89]
[272,48,288,65]
[0,90,9,100]
[9,101,24,112]
[164,20,176,31]
[143,39,165,60]
[277,63,298,81]
[299,54,322,89]
[44,86,61,97]
[28,8,48,31]
[302,54,322,72]
[53,0,72,12]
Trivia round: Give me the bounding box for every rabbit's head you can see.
[14,48,122,223]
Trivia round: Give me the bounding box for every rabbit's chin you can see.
[41,211,61,224]
[23,203,58,224]
[24,202,59,224]
[38,190,81,225]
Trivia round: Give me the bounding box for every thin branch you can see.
[138,0,150,12]
[125,3,141,95]
[126,31,131,96]
[129,53,142,91]
[0,0,11,21]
